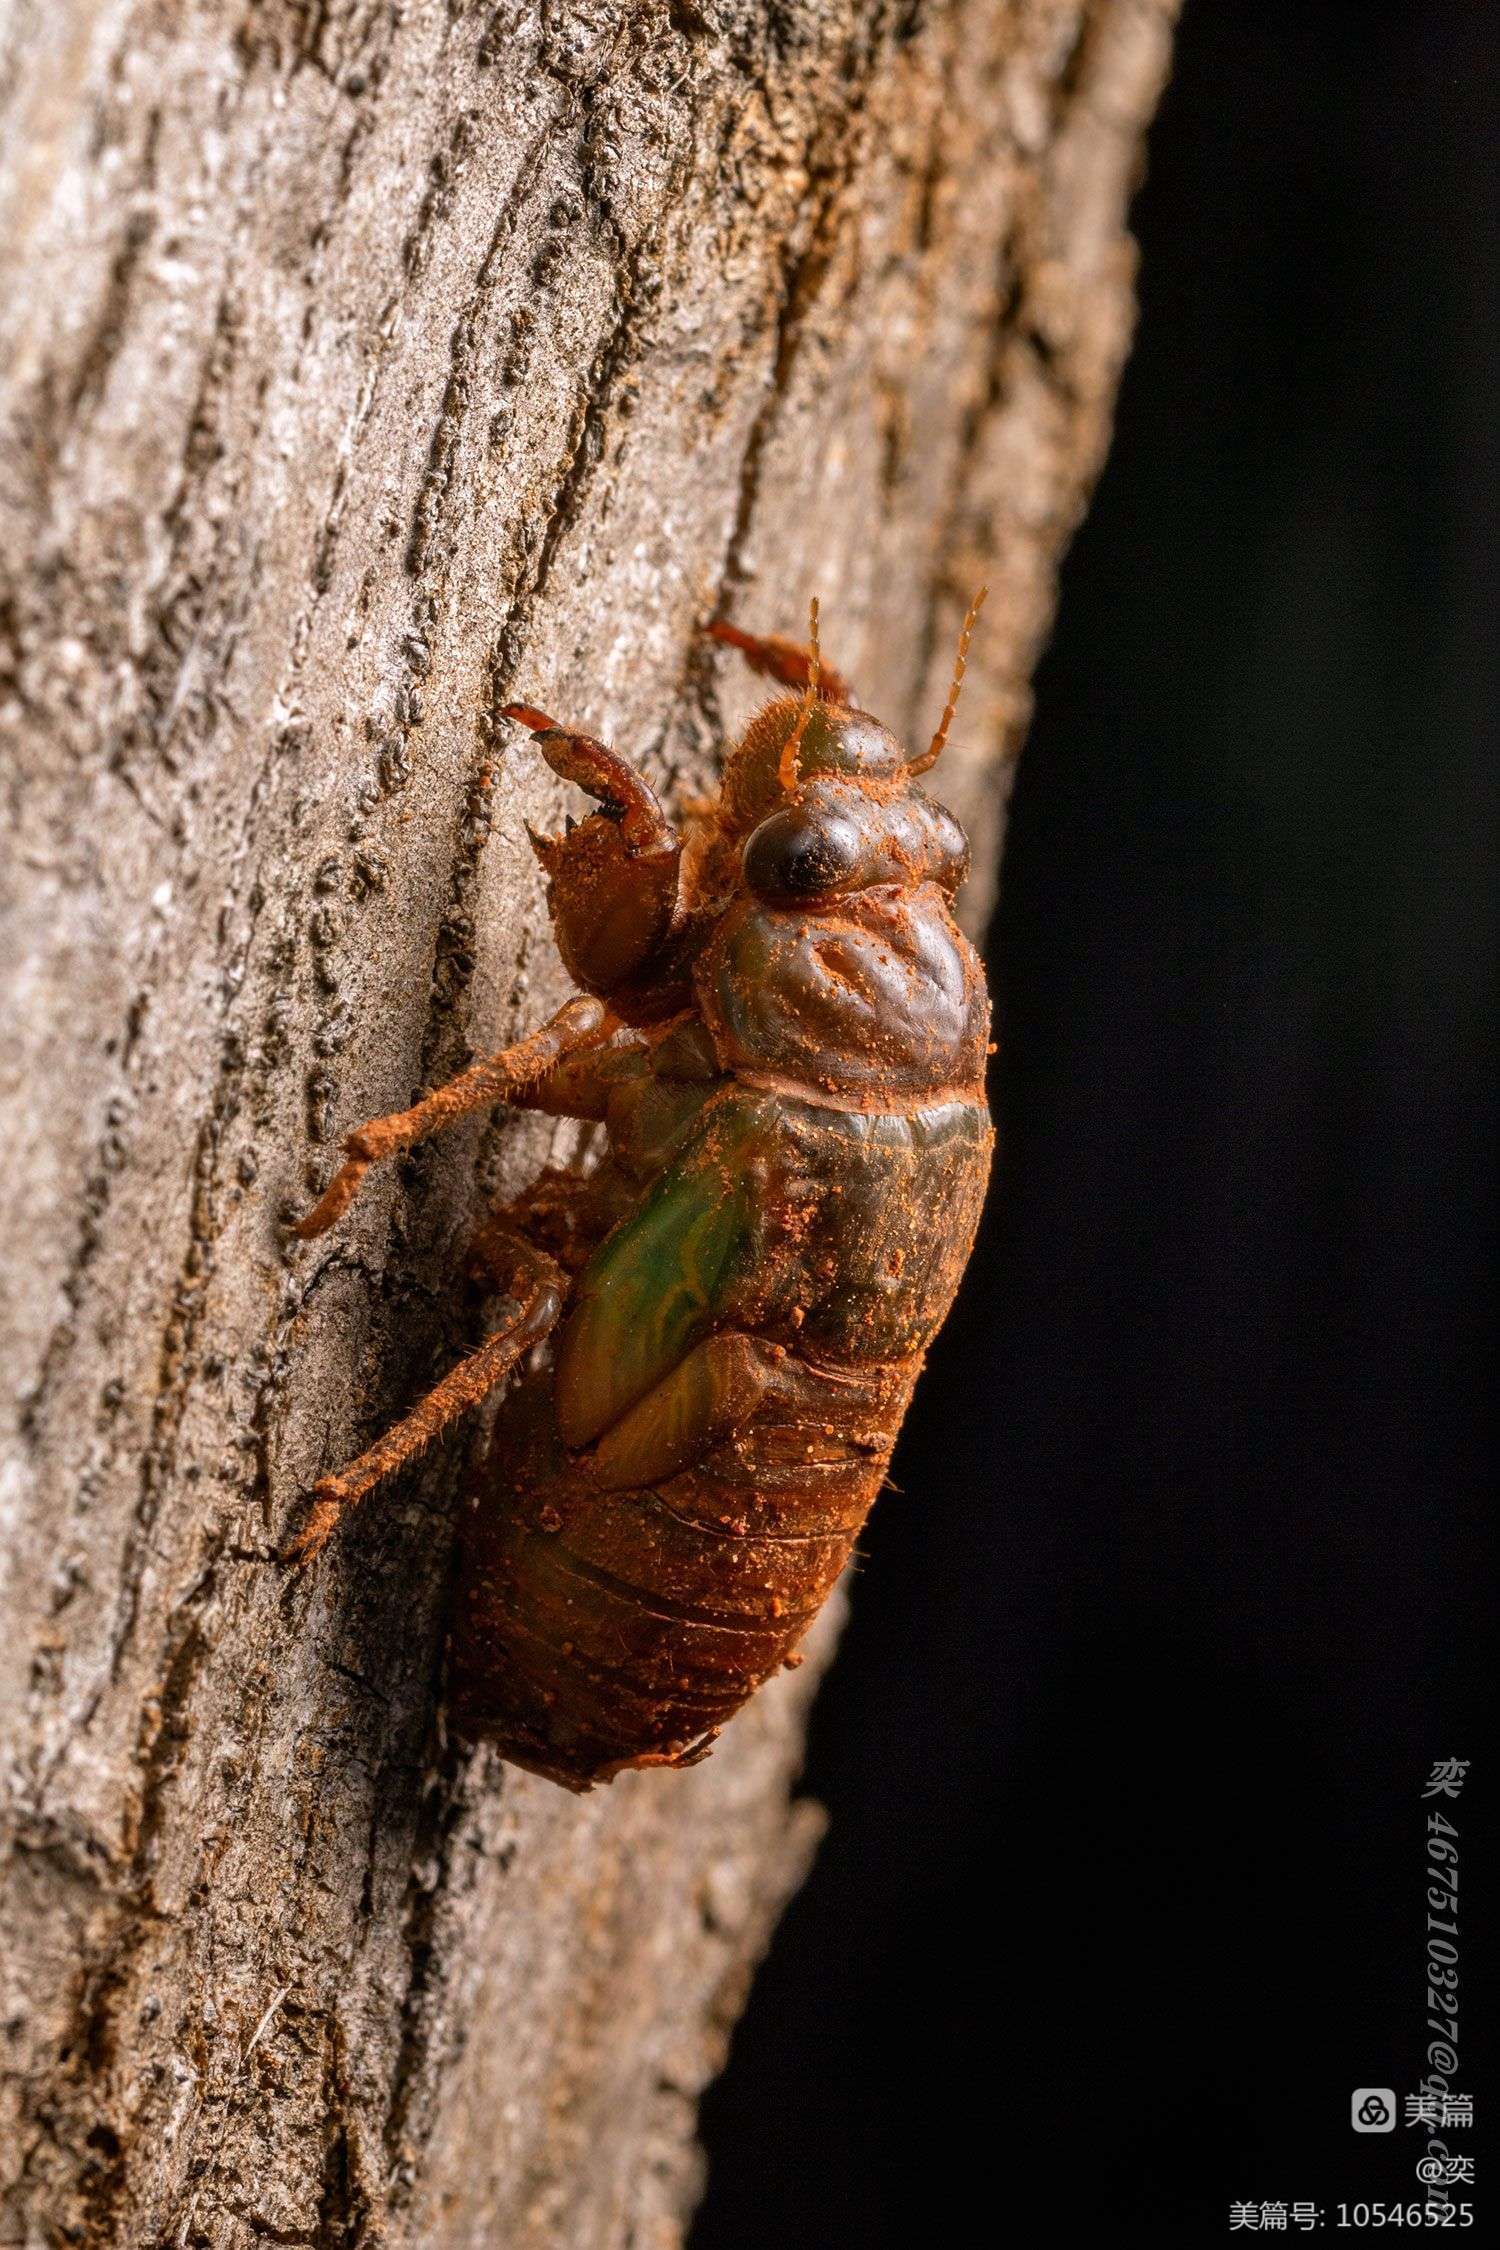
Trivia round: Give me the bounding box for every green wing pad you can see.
[552,1102,760,1449]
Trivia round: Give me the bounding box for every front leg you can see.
[705,616,855,708]
[503,706,691,1012]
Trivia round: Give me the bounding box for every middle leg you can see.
[290,995,610,1241]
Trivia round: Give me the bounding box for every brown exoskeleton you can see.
[290,597,993,1790]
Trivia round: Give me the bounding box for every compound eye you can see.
[743,804,862,902]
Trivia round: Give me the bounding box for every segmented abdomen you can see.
[451,1089,991,1788]
[450,1351,916,1787]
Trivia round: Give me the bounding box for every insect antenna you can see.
[777,594,822,794]
[907,583,988,776]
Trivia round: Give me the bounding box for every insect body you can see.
[291,599,993,1790]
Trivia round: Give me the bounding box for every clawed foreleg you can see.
[706,617,854,707]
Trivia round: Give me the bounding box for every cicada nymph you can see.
[291,596,993,1790]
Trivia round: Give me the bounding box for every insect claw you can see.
[525,822,562,873]
[505,703,674,858]
[705,613,854,706]
[283,1492,342,1568]
[500,701,559,735]
[286,1153,372,1240]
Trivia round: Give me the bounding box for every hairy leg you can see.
[287,1234,564,1563]
[471,1166,617,1280]
[289,995,609,1241]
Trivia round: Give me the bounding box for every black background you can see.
[693,3,1494,2242]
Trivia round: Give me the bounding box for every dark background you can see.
[693,2,1494,2242]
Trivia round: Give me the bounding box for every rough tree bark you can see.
[0,3,1177,2242]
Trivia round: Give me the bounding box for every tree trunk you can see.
[0,3,1177,2242]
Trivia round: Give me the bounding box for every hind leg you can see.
[287,1232,564,1563]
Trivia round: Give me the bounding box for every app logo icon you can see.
[1352,2088,1396,2132]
